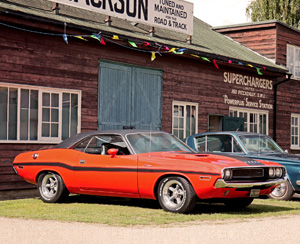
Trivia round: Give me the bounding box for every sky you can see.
[187,0,252,27]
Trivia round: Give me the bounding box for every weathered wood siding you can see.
[216,24,277,61]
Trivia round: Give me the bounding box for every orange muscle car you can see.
[13,130,286,213]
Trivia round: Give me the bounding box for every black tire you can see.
[37,172,69,203]
[157,176,196,213]
[224,198,254,209]
[268,180,294,200]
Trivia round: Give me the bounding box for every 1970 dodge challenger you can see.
[13,130,286,213]
[185,131,300,200]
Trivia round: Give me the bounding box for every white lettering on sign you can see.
[223,95,273,109]
[48,0,194,35]
[223,72,273,90]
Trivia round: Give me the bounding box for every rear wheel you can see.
[37,172,69,203]
[157,177,196,213]
[268,181,294,200]
[224,198,254,209]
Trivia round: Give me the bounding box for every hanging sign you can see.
[48,0,194,35]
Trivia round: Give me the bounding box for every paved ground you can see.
[1,214,300,244]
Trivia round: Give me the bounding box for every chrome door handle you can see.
[80,160,85,164]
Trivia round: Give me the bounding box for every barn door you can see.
[98,61,162,131]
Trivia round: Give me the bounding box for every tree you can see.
[246,0,300,29]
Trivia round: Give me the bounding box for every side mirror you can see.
[107,148,118,158]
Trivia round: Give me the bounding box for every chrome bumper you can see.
[215,177,287,188]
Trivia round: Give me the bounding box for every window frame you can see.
[229,107,269,135]
[172,101,198,140]
[287,44,300,80]
[0,82,81,144]
[291,113,300,149]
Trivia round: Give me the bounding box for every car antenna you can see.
[149,124,152,158]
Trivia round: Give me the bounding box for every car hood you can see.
[247,152,300,164]
[149,151,279,168]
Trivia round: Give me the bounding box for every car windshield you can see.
[127,132,193,154]
[238,134,283,154]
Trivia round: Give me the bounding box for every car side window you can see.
[73,135,130,155]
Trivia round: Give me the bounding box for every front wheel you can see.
[37,172,69,203]
[157,177,196,213]
[268,181,294,200]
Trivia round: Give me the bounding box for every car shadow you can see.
[61,194,296,215]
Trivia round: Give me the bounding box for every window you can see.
[196,135,243,153]
[291,114,300,149]
[229,107,268,134]
[287,44,300,80]
[172,101,198,140]
[0,83,81,143]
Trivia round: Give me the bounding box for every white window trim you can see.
[229,106,269,135]
[0,82,81,144]
[291,113,300,150]
[172,101,198,139]
[287,44,300,81]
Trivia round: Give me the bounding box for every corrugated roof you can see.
[0,0,288,73]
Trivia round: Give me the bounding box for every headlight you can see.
[223,169,232,180]
[275,167,283,178]
[269,167,275,178]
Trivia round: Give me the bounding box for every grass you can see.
[0,195,300,226]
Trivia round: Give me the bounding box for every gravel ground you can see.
[1,214,300,244]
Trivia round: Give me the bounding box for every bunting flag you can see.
[201,57,210,62]
[169,48,177,53]
[256,68,263,75]
[100,37,106,45]
[75,35,88,41]
[63,34,68,44]
[213,59,219,69]
[91,34,100,41]
[190,54,200,58]
[177,48,186,53]
[151,52,156,61]
[0,21,269,76]
[128,41,137,47]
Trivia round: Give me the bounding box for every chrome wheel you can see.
[271,182,287,198]
[38,172,69,203]
[157,177,196,213]
[161,180,186,210]
[41,173,59,199]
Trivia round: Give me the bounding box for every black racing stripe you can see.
[13,162,220,176]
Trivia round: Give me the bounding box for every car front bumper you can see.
[214,177,287,189]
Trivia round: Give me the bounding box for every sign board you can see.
[48,0,194,35]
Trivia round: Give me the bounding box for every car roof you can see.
[190,131,263,137]
[55,130,167,148]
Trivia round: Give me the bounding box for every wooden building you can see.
[0,1,289,196]
[214,20,300,153]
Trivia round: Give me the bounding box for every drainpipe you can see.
[273,73,292,141]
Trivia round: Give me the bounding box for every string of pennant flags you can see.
[0,21,267,75]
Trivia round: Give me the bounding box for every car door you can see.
[73,134,138,195]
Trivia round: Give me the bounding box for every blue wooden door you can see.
[98,61,162,131]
